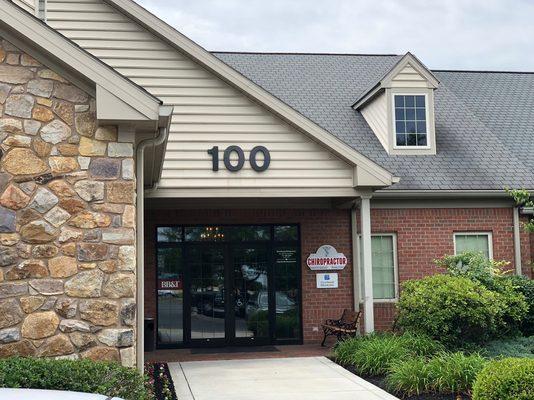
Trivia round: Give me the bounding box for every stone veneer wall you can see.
[0,38,137,366]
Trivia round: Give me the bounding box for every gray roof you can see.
[213,52,534,191]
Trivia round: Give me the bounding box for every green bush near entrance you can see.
[0,357,146,400]
[333,332,443,376]
[386,352,487,396]
[395,274,527,346]
[472,358,534,400]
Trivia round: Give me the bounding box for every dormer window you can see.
[353,53,439,156]
[394,94,428,147]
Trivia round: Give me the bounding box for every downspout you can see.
[135,126,169,371]
[513,206,522,275]
[351,202,360,313]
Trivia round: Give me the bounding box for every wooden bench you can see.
[321,309,361,346]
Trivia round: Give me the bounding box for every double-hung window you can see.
[359,234,398,301]
[453,232,493,259]
[394,94,429,147]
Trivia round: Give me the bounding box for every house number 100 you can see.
[207,146,271,172]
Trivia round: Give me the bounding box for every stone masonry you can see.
[0,38,136,366]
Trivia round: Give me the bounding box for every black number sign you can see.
[207,145,271,172]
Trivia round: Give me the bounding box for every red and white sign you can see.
[306,245,347,271]
[158,279,182,290]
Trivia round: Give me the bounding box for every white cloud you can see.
[137,0,534,70]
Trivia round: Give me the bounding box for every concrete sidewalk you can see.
[168,356,399,400]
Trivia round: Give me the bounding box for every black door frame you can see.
[154,224,303,349]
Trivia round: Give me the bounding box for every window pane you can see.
[407,134,417,146]
[455,234,490,258]
[415,95,425,107]
[416,108,426,120]
[274,247,300,340]
[157,227,182,242]
[157,247,184,345]
[394,95,404,107]
[227,226,270,241]
[416,134,427,146]
[359,236,396,300]
[185,226,225,241]
[416,121,427,134]
[394,95,427,147]
[274,225,298,241]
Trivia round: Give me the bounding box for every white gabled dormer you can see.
[353,53,439,155]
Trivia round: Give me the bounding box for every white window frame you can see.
[357,233,399,303]
[453,232,494,259]
[392,92,431,150]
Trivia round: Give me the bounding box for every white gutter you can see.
[513,207,522,275]
[374,189,534,199]
[135,125,169,371]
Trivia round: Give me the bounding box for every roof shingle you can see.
[213,52,534,191]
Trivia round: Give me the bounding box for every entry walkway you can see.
[168,356,399,400]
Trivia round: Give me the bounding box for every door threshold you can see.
[190,345,279,355]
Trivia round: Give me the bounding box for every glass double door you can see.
[187,243,271,346]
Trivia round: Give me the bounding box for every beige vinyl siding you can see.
[390,64,428,88]
[47,0,354,191]
[360,92,388,152]
[13,0,35,13]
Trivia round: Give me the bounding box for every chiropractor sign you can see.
[306,245,348,271]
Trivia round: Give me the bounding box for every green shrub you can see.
[483,336,534,359]
[396,274,519,345]
[472,358,534,400]
[387,352,486,396]
[504,275,534,336]
[437,251,510,286]
[333,332,443,376]
[437,252,529,337]
[0,357,146,400]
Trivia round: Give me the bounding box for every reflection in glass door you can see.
[232,246,270,343]
[188,245,226,342]
[155,224,302,348]
[157,247,184,345]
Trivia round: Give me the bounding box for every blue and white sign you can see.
[316,273,339,289]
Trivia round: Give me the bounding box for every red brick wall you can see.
[144,206,531,345]
[367,207,532,329]
[144,209,355,344]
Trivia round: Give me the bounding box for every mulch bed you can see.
[342,364,469,400]
[145,362,178,400]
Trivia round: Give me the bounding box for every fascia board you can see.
[0,0,161,121]
[103,0,396,187]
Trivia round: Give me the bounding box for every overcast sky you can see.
[136,0,534,71]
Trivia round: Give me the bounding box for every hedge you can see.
[0,357,146,400]
[472,358,534,400]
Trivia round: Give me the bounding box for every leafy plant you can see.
[333,332,443,376]
[396,274,519,345]
[0,357,146,400]
[482,336,534,359]
[387,352,486,396]
[507,188,534,233]
[472,358,534,400]
[436,251,511,285]
[435,252,529,337]
[503,275,534,336]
